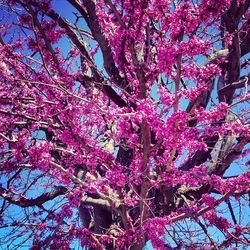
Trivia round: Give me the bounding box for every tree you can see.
[0,0,249,249]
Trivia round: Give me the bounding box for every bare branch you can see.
[0,186,67,208]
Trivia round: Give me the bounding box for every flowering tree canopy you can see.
[0,0,250,249]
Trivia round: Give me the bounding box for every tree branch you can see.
[0,186,67,208]
[207,136,250,175]
[67,0,132,93]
